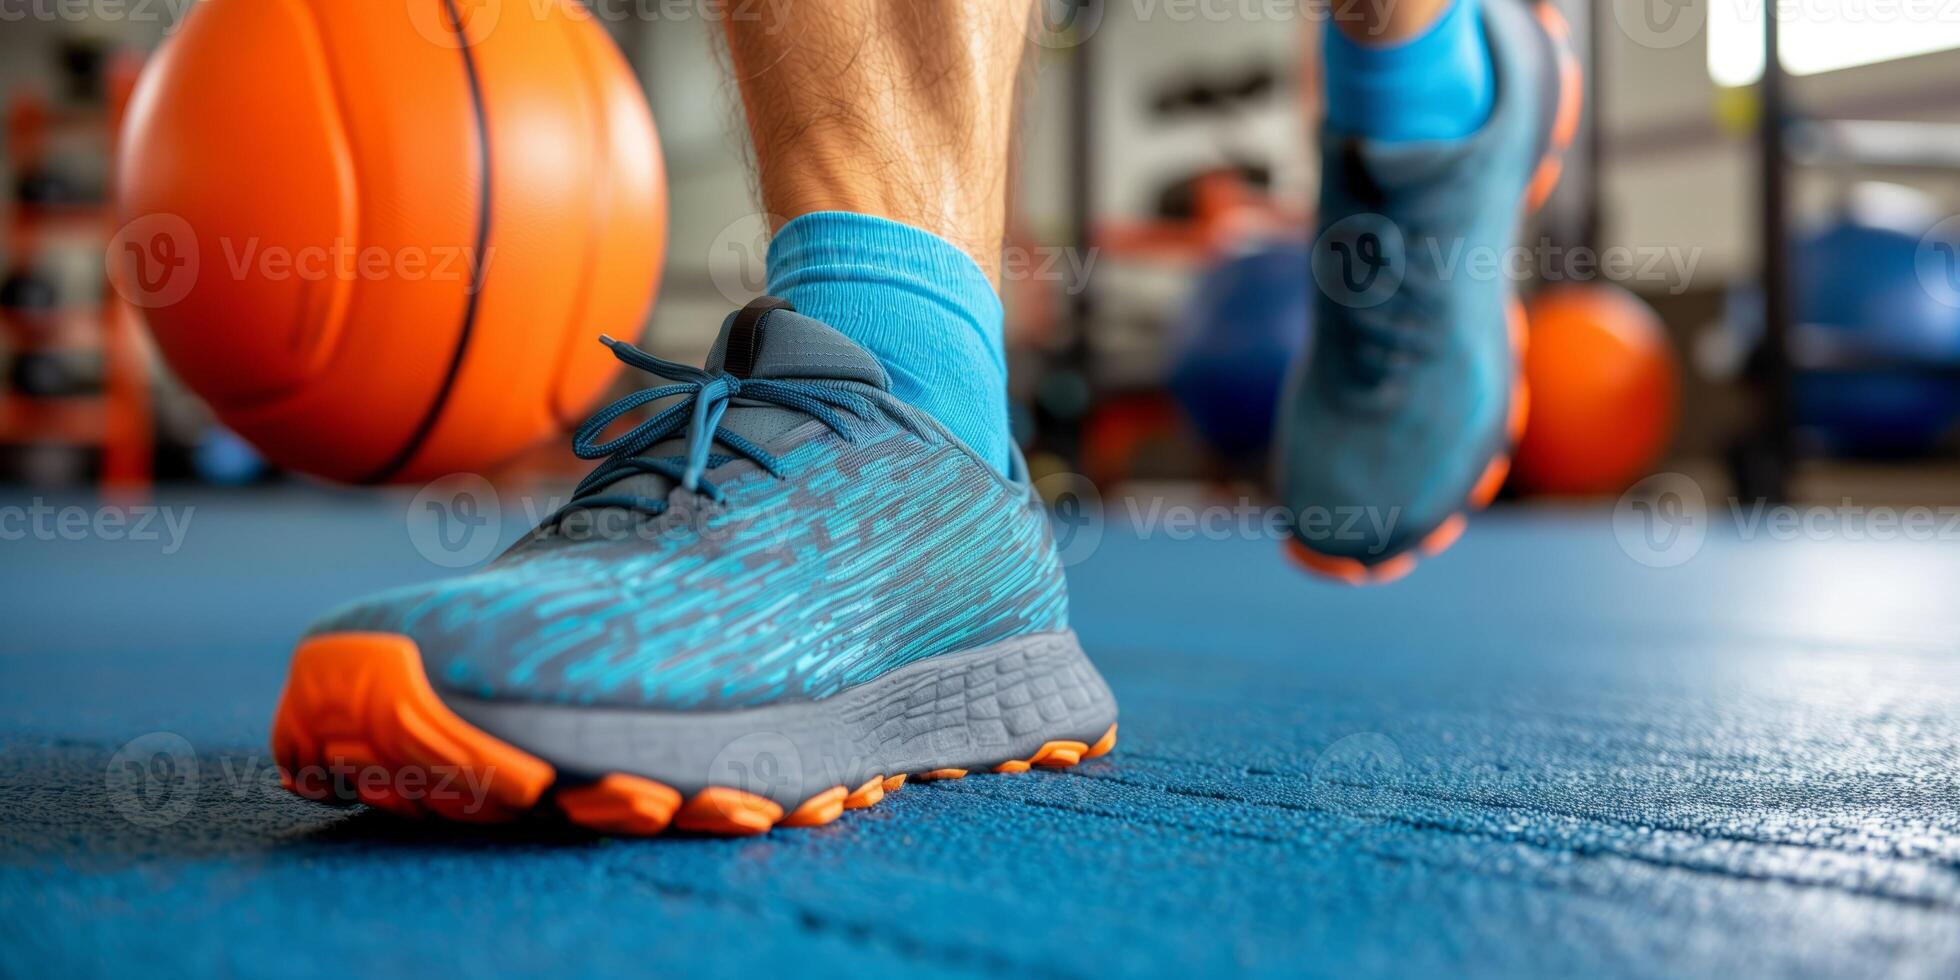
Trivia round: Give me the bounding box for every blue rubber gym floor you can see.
[2,487,1957,978]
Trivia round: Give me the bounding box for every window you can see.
[1707,0,1960,87]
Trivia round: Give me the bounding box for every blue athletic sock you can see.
[1324,0,1493,143]
[765,211,1011,475]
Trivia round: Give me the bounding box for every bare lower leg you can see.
[1334,0,1453,43]
[716,0,1035,285]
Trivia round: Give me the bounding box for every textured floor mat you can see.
[2,491,1957,977]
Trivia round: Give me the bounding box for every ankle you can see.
[765,212,1013,475]
[755,177,1009,288]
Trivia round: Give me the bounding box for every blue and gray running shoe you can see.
[273,298,1117,835]
[1279,0,1578,584]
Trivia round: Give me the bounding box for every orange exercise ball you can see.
[115,0,665,483]
[1513,283,1677,495]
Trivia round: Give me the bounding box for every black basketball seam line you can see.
[362,0,492,485]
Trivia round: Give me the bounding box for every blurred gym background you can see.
[4,0,1960,508]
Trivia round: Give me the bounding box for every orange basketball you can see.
[114,0,665,483]
[1513,284,1678,496]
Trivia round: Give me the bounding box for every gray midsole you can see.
[441,630,1116,809]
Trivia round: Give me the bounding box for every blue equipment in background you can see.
[192,425,269,486]
[1712,186,1960,457]
[1167,238,1312,460]
[1795,204,1960,364]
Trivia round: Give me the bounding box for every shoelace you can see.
[550,335,874,522]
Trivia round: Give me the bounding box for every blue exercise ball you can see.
[1708,190,1960,457]
[1788,197,1960,455]
[1794,372,1960,457]
[1168,238,1311,460]
[1796,208,1960,364]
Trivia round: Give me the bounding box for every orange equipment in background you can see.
[1,51,150,496]
[116,0,666,484]
[1513,283,1678,496]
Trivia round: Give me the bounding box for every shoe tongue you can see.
[705,299,889,389]
[555,300,886,529]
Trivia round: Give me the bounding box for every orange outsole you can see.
[1287,0,1579,587]
[1527,1,1583,214]
[272,633,1118,837]
[271,632,556,822]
